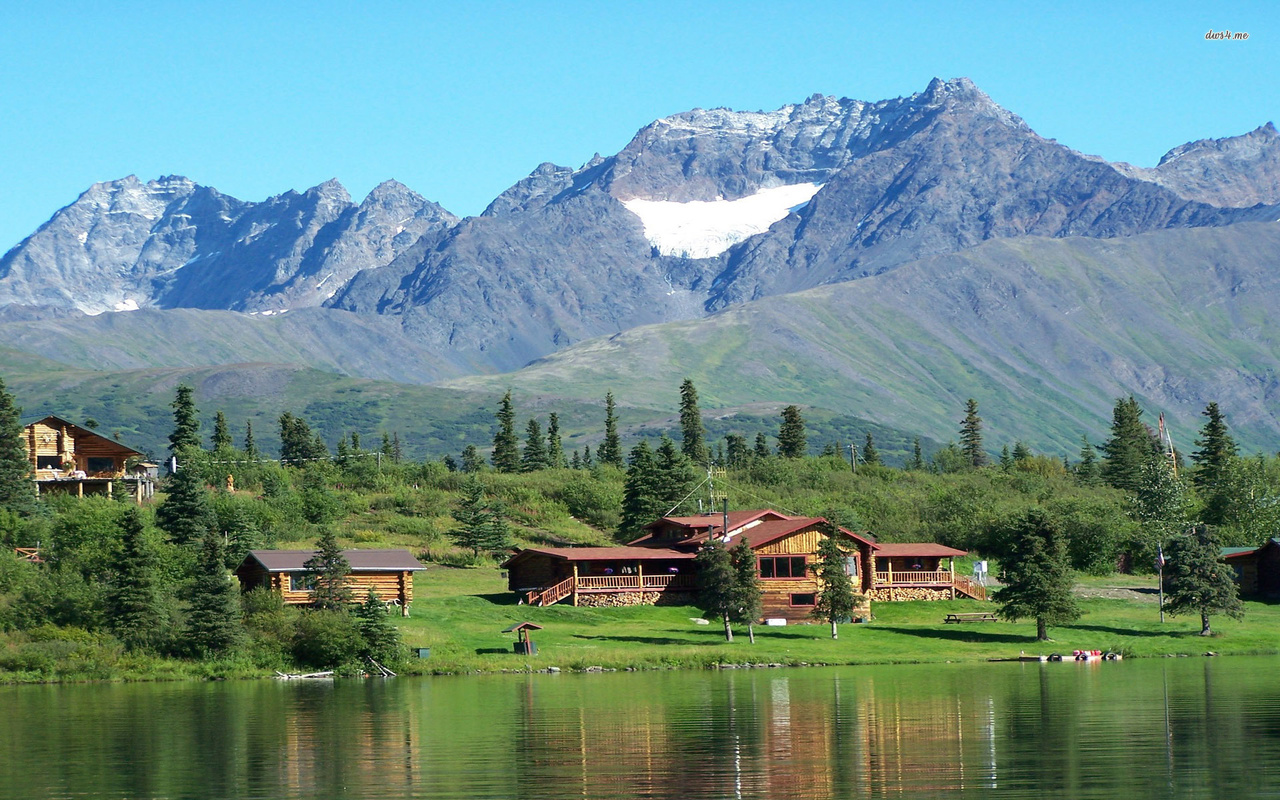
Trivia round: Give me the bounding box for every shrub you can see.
[291,609,364,669]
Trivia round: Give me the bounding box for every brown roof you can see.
[243,549,425,572]
[872,543,968,558]
[27,415,143,457]
[629,509,792,546]
[503,546,697,567]
[719,517,877,550]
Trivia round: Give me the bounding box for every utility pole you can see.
[848,443,858,473]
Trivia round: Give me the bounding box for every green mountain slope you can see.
[446,223,1280,453]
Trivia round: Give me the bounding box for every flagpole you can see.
[1157,542,1165,623]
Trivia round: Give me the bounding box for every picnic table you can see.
[944,612,998,624]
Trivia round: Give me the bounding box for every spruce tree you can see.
[959,398,987,468]
[391,432,402,463]
[1076,435,1100,485]
[654,435,696,515]
[106,507,162,651]
[1191,402,1239,525]
[725,434,749,469]
[185,527,243,656]
[211,411,232,451]
[546,412,565,469]
[460,444,483,473]
[619,440,663,536]
[243,420,258,460]
[1101,396,1158,493]
[728,538,763,644]
[678,379,707,464]
[598,392,623,467]
[441,454,458,472]
[999,445,1013,473]
[754,432,771,459]
[1012,441,1032,462]
[521,418,547,472]
[356,587,402,661]
[909,437,925,471]
[0,377,35,516]
[1162,525,1243,635]
[777,406,807,458]
[304,529,352,611]
[156,462,215,546]
[570,450,582,469]
[491,391,520,473]
[450,477,491,557]
[862,433,880,466]
[695,537,736,642]
[482,500,513,554]
[581,445,593,468]
[279,412,322,465]
[169,384,201,455]
[812,524,857,639]
[995,509,1080,640]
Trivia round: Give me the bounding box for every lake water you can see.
[3,656,1280,799]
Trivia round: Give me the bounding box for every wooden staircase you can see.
[527,576,575,607]
[953,574,987,602]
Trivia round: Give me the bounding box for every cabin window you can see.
[790,593,816,607]
[845,556,859,576]
[759,556,806,579]
[289,574,316,592]
[36,456,62,469]
[875,557,888,572]
[87,457,115,474]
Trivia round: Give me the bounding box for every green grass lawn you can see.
[393,565,1280,674]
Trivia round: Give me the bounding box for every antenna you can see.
[707,465,727,510]
[1158,413,1178,477]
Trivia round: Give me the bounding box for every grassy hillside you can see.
[447,224,1280,454]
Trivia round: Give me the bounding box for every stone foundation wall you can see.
[868,587,953,602]
[576,590,697,608]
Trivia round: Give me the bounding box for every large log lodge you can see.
[504,509,986,621]
[23,416,156,503]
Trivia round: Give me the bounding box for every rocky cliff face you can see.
[0,176,457,314]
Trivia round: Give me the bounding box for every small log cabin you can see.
[234,549,426,616]
[505,510,878,621]
[1222,539,1280,597]
[24,416,155,503]
[870,543,985,601]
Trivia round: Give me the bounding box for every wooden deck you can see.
[528,574,697,606]
[874,571,987,601]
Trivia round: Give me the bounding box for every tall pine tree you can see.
[959,398,987,468]
[695,537,736,642]
[598,392,623,467]
[169,384,201,455]
[0,377,35,516]
[185,527,243,656]
[619,441,663,536]
[1101,396,1158,493]
[1162,525,1243,635]
[1191,401,1239,525]
[156,462,215,546]
[211,411,232,450]
[243,419,258,459]
[521,418,547,472]
[546,413,565,469]
[491,391,520,473]
[678,379,707,464]
[729,538,763,643]
[304,529,353,611]
[811,524,857,639]
[106,507,163,651]
[777,406,807,458]
[861,433,880,466]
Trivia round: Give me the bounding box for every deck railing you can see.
[953,574,987,601]
[874,570,954,585]
[531,573,696,606]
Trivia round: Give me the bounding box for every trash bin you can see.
[514,641,538,655]
[416,648,431,659]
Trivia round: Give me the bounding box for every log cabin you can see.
[1222,539,1280,597]
[505,509,878,621]
[234,549,426,616]
[870,543,986,601]
[24,416,155,503]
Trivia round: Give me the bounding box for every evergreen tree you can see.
[729,538,763,644]
[482,500,513,553]
[598,392,623,467]
[279,412,323,465]
[999,445,1013,473]
[450,477,491,557]
[777,406,807,458]
[521,418,547,472]
[1101,396,1158,493]
[1076,436,1101,485]
[725,434,749,469]
[211,411,232,451]
[582,445,593,468]
[391,432,402,463]
[908,437,925,471]
[695,537,736,642]
[168,384,201,454]
[441,454,458,472]
[754,432,771,459]
[356,587,402,661]
[1162,525,1243,635]
[619,441,663,536]
[491,391,520,473]
[959,398,987,468]
[546,413,565,469]
[654,435,695,515]
[0,377,35,516]
[812,524,857,639]
[460,444,483,473]
[570,450,582,469]
[862,433,880,466]
[820,441,839,458]
[303,529,352,611]
[243,420,258,460]
[1012,441,1032,462]
[156,461,215,546]
[335,436,352,468]
[1191,402,1239,525]
[106,507,162,650]
[185,527,243,656]
[678,379,707,464]
[995,509,1080,640]
[350,432,361,452]
[380,432,393,458]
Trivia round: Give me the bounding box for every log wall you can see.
[576,589,697,608]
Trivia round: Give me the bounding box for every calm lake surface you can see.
[3,656,1280,799]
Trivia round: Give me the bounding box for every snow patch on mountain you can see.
[622,183,823,259]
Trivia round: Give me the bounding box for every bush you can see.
[291,609,364,669]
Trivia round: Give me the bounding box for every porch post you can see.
[572,564,579,607]
[949,557,956,599]
[637,562,643,590]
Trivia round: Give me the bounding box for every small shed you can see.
[1222,539,1280,597]
[234,549,426,615]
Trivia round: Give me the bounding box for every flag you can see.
[1156,543,1166,571]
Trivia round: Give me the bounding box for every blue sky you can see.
[1,1,1275,253]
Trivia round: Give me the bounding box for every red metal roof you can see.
[504,546,697,566]
[872,543,969,558]
[243,549,425,572]
[629,509,792,546]
[718,517,877,550]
